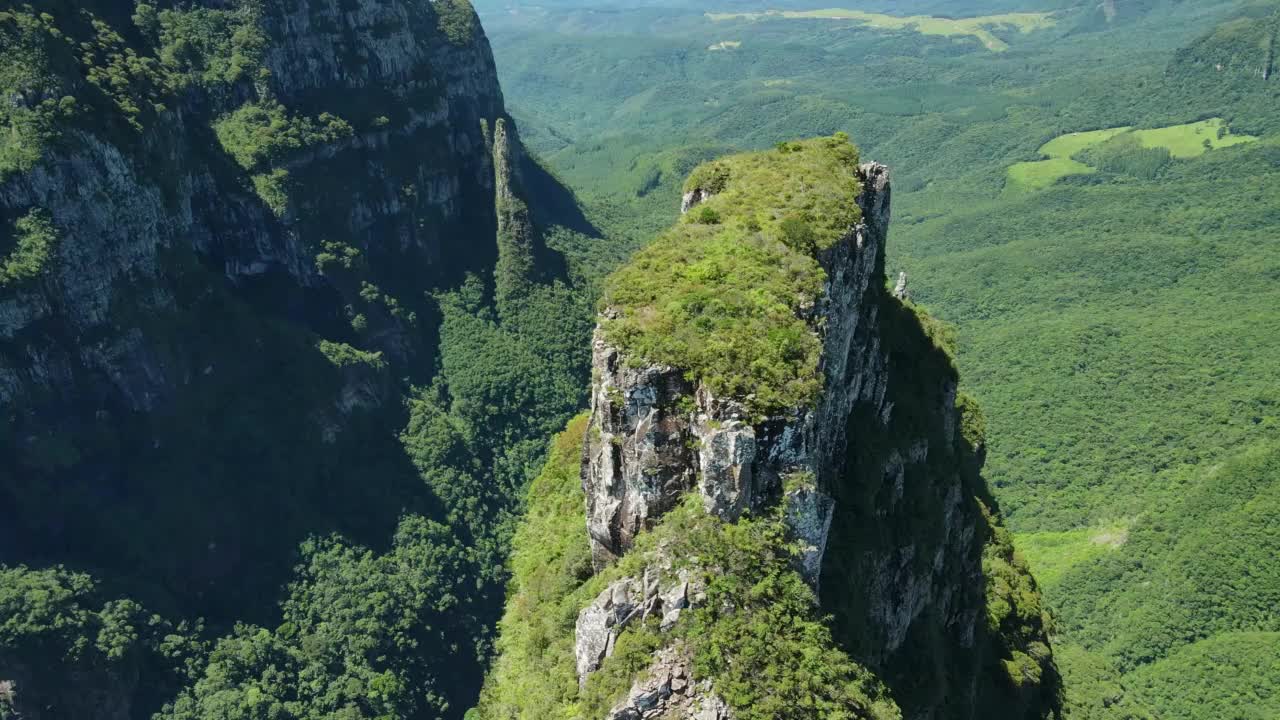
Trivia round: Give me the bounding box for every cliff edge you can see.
[477,136,1061,720]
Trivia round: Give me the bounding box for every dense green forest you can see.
[473,0,1280,716]
[0,1,602,717]
[3,0,1277,716]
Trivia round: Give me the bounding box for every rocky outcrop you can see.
[576,157,1058,718]
[582,163,892,581]
[493,116,540,310]
[575,567,703,685]
[604,646,732,720]
[581,349,695,567]
[892,271,909,300]
[783,476,837,583]
[680,188,715,214]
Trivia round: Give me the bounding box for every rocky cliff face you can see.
[0,0,507,416]
[1171,6,1279,83]
[0,0,513,527]
[0,3,584,717]
[567,159,1059,718]
[582,163,891,582]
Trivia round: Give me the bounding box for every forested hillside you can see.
[3,0,1276,717]
[0,1,603,717]
[475,0,1280,716]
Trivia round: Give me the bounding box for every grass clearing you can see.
[1005,119,1257,193]
[1131,118,1258,158]
[1005,157,1094,193]
[1039,127,1133,159]
[706,9,1056,52]
[1017,521,1130,589]
[1004,127,1132,193]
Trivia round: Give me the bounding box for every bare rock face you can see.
[893,271,909,300]
[582,163,893,583]
[694,394,758,521]
[680,188,715,214]
[576,578,641,684]
[575,567,703,685]
[784,478,837,583]
[604,646,732,720]
[582,340,698,568]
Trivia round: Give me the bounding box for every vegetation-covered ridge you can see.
[600,134,862,414]
[475,416,902,720]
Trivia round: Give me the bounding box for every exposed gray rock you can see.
[575,567,703,686]
[695,401,756,521]
[893,271,909,299]
[0,680,14,717]
[0,0,508,415]
[575,578,641,684]
[582,336,698,568]
[784,478,837,587]
[605,646,732,720]
[680,188,715,214]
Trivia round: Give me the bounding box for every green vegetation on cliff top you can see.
[476,415,901,720]
[601,135,862,414]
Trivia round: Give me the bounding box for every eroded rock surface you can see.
[0,0,509,413]
[680,188,715,214]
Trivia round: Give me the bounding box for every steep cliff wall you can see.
[1164,4,1280,135]
[0,2,595,718]
[0,0,508,405]
[0,0,506,579]
[478,137,1059,720]
[1171,4,1278,82]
